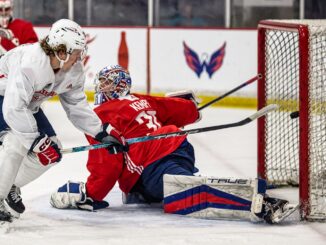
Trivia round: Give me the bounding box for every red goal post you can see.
[257,20,326,221]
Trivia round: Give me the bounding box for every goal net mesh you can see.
[259,20,326,220]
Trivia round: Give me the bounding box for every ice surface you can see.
[0,102,325,245]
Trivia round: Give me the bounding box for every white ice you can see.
[1,102,325,245]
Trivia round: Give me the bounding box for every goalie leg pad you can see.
[50,181,109,211]
[163,174,266,222]
[50,181,86,209]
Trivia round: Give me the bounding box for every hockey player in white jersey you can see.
[0,19,126,223]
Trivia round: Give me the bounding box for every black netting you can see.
[264,29,300,185]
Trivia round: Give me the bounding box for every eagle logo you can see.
[183,41,226,78]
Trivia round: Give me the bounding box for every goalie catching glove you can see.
[28,134,62,166]
[50,181,109,211]
[95,123,129,154]
[165,90,199,106]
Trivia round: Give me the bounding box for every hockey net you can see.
[257,20,326,221]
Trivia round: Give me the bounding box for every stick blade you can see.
[249,104,279,121]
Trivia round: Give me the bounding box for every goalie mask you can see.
[94,65,132,105]
[0,0,12,28]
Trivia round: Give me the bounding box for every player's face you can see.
[98,76,128,100]
[61,50,83,71]
[0,5,11,28]
[98,77,114,93]
[0,7,11,17]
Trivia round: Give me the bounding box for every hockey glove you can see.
[165,90,199,106]
[49,135,63,150]
[29,134,62,166]
[76,197,109,212]
[95,123,129,154]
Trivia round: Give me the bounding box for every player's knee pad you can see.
[50,181,86,209]
[163,174,266,222]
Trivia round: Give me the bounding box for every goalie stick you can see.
[198,75,261,111]
[61,104,278,154]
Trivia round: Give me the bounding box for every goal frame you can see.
[257,20,310,220]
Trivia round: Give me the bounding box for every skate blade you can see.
[272,204,299,223]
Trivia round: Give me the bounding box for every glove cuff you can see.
[95,123,116,142]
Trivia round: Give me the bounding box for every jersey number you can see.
[135,111,161,130]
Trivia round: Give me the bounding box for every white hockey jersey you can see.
[0,43,102,149]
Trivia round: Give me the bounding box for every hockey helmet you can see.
[46,19,87,60]
[0,0,12,28]
[94,65,132,104]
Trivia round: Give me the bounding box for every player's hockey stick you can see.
[61,104,278,154]
[198,75,261,111]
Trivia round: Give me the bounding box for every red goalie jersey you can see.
[0,19,38,53]
[85,94,200,201]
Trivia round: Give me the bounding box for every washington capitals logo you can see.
[183,41,226,78]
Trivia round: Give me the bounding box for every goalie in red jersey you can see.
[0,0,38,55]
[51,64,201,210]
[51,65,298,224]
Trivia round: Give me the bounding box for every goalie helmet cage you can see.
[257,20,326,221]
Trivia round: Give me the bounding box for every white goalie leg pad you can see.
[163,174,267,222]
[0,132,27,199]
[50,181,86,209]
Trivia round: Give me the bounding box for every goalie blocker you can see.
[163,175,298,224]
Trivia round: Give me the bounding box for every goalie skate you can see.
[269,203,299,224]
[122,192,148,204]
[262,196,299,224]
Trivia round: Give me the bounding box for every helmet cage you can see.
[0,0,12,28]
[94,65,132,105]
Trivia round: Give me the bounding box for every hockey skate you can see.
[122,192,148,204]
[0,199,13,224]
[5,185,25,218]
[262,196,299,224]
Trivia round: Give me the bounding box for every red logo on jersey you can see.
[35,89,56,97]
[32,89,57,101]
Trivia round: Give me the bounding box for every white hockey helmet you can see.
[47,19,87,64]
[94,65,132,104]
[0,0,13,28]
